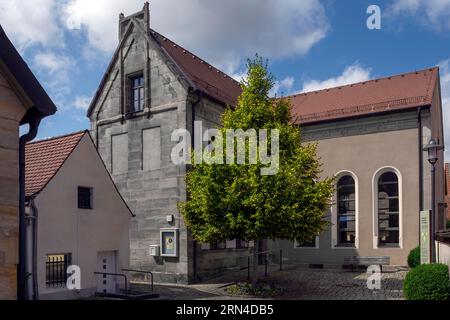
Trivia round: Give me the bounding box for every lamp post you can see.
[423,138,443,263]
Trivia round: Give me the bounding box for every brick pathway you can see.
[151,266,407,300]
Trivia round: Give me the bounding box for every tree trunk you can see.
[251,239,259,287]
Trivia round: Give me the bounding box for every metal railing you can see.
[46,255,71,288]
[246,249,283,280]
[121,268,154,292]
[93,271,128,296]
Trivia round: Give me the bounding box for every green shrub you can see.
[403,264,450,300]
[407,246,420,268]
[447,220,450,229]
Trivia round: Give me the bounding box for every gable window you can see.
[78,186,93,209]
[130,74,144,113]
[337,175,356,246]
[377,172,399,246]
[46,253,72,287]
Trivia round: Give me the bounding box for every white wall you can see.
[437,241,450,267]
[33,133,131,299]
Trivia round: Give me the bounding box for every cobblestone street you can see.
[151,266,407,300]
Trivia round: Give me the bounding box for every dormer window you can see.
[130,74,144,113]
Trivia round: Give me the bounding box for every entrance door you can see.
[97,251,117,294]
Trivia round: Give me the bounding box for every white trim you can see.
[294,236,319,249]
[331,170,359,249]
[372,166,403,249]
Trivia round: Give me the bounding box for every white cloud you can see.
[33,52,75,108]
[62,0,145,53]
[270,76,295,97]
[63,0,329,74]
[301,64,372,92]
[387,0,450,31]
[0,0,63,50]
[439,59,450,160]
[73,95,92,110]
[34,52,72,75]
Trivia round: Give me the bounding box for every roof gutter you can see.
[18,108,42,300]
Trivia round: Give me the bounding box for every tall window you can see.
[377,172,399,246]
[337,175,356,246]
[130,75,144,112]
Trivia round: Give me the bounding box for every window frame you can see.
[372,167,403,249]
[128,73,145,114]
[77,186,93,209]
[45,253,72,288]
[331,171,359,249]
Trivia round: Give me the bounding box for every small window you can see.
[130,75,144,113]
[78,187,93,209]
[46,253,72,288]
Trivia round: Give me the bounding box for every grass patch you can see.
[225,281,284,298]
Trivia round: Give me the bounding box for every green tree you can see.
[179,56,334,286]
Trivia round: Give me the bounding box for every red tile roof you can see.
[150,29,242,107]
[290,68,438,124]
[25,131,86,197]
[86,17,439,125]
[149,29,438,124]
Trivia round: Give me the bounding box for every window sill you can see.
[125,110,145,119]
[377,244,401,249]
[333,245,357,249]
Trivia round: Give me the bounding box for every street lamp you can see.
[423,138,443,263]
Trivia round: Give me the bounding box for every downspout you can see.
[190,89,202,283]
[18,113,41,300]
[418,107,424,247]
[27,197,39,300]
[418,106,423,211]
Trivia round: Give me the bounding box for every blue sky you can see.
[1,0,450,156]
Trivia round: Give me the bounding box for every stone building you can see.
[0,25,56,299]
[87,4,246,283]
[269,67,446,266]
[88,4,445,280]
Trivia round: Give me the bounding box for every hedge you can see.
[407,246,420,268]
[403,263,450,300]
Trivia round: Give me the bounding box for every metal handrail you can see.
[94,271,128,297]
[121,268,154,292]
[245,249,282,280]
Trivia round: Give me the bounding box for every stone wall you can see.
[0,71,27,299]
[90,14,192,283]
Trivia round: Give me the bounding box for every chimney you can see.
[118,2,150,41]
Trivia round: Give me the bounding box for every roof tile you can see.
[25,131,85,197]
[289,68,438,124]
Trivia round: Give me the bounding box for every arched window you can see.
[377,172,399,246]
[337,175,356,246]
